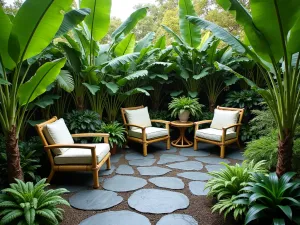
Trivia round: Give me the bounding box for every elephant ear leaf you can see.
[9,0,73,62]
[18,58,66,106]
[83,83,100,95]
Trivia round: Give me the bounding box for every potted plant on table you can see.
[169,97,203,122]
[98,122,126,155]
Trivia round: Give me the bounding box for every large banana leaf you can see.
[102,53,140,73]
[55,8,90,38]
[162,25,185,45]
[117,70,148,86]
[80,0,111,41]
[287,17,300,54]
[124,88,150,96]
[114,33,136,57]
[102,81,119,94]
[134,32,155,52]
[9,0,73,62]
[111,7,148,41]
[83,82,100,95]
[18,58,66,106]
[59,42,82,73]
[56,70,74,93]
[179,0,201,48]
[0,6,15,69]
[154,36,166,49]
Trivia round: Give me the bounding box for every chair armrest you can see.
[222,123,242,131]
[71,133,109,144]
[151,120,170,129]
[194,120,213,130]
[124,124,146,130]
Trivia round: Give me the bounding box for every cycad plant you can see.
[187,0,300,176]
[0,179,69,225]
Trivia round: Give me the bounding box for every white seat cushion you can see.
[43,118,74,155]
[128,127,168,140]
[210,109,239,132]
[196,128,237,142]
[125,107,152,130]
[54,143,110,165]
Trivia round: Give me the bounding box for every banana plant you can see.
[0,0,85,182]
[187,0,300,176]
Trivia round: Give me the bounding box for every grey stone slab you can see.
[128,189,189,214]
[154,148,178,153]
[149,177,184,190]
[179,148,210,157]
[189,181,208,196]
[157,154,188,165]
[99,165,116,176]
[195,157,230,164]
[103,175,147,192]
[157,214,198,225]
[137,166,171,176]
[205,164,226,172]
[79,210,151,225]
[125,152,154,160]
[116,164,134,175]
[227,151,244,161]
[111,154,122,163]
[167,161,203,171]
[69,190,123,210]
[129,158,156,167]
[177,172,212,181]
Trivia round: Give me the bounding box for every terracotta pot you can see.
[110,143,117,155]
[179,110,190,122]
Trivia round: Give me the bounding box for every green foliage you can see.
[244,130,300,173]
[240,124,259,143]
[0,179,69,225]
[206,160,267,220]
[98,122,126,148]
[250,107,277,137]
[149,110,171,128]
[235,172,300,225]
[168,96,203,119]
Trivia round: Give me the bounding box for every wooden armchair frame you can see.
[35,117,111,189]
[121,106,171,156]
[194,106,244,158]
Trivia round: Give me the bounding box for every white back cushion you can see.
[43,118,74,155]
[125,107,152,130]
[210,109,239,131]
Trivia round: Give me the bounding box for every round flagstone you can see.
[205,164,226,172]
[149,177,184,190]
[167,161,203,171]
[179,148,210,157]
[103,175,147,192]
[128,189,189,214]
[177,172,212,181]
[189,181,208,196]
[125,152,154,161]
[157,154,188,164]
[137,166,171,176]
[129,158,156,166]
[99,165,116,176]
[111,154,122,163]
[156,214,198,225]
[227,151,244,160]
[116,164,134,175]
[79,210,151,225]
[69,190,123,210]
[195,157,230,164]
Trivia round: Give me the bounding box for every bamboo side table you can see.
[170,121,194,148]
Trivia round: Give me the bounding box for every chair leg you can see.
[47,169,55,183]
[106,156,111,170]
[93,170,100,189]
[166,137,171,150]
[236,139,241,149]
[194,139,198,151]
[220,145,225,158]
[143,143,148,156]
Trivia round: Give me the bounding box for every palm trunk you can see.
[276,130,293,177]
[77,96,85,110]
[5,125,23,183]
[209,99,215,112]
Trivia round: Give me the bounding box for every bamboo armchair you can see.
[194,106,244,158]
[35,117,111,189]
[121,106,171,156]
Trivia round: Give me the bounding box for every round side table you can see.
[170,121,194,148]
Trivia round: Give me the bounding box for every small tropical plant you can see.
[98,122,126,148]
[235,172,300,225]
[206,160,267,220]
[168,96,203,120]
[0,179,69,225]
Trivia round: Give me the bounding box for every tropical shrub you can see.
[98,122,126,148]
[235,172,300,225]
[149,110,171,128]
[0,179,69,225]
[206,160,267,220]
[168,97,203,120]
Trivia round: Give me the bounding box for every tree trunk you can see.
[276,130,293,177]
[5,125,23,183]
[77,96,85,110]
[209,99,215,112]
